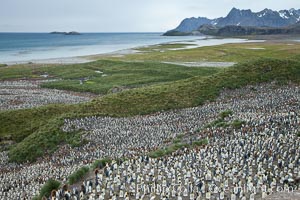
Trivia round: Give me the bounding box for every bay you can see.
[0,33,202,63]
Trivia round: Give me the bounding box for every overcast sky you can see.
[1,0,300,32]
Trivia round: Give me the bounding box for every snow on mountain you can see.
[167,8,300,33]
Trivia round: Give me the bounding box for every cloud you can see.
[0,0,300,32]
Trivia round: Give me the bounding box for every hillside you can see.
[0,58,299,163]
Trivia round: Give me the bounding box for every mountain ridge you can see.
[165,7,300,35]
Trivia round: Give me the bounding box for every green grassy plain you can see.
[0,60,220,94]
[94,42,300,63]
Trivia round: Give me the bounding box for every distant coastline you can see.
[50,31,81,35]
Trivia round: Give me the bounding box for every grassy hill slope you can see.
[1,58,299,163]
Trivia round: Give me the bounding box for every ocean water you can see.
[0,33,265,64]
[0,33,204,63]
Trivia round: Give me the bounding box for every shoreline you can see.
[2,37,267,66]
[3,49,142,66]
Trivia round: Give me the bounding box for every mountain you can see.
[164,17,215,35]
[217,8,300,27]
[198,22,300,37]
[173,17,213,32]
[164,8,300,35]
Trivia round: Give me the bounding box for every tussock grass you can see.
[33,179,60,200]
[91,158,112,170]
[68,166,90,185]
[219,110,233,119]
[148,143,188,158]
[192,139,209,147]
[148,138,209,158]
[231,120,246,129]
